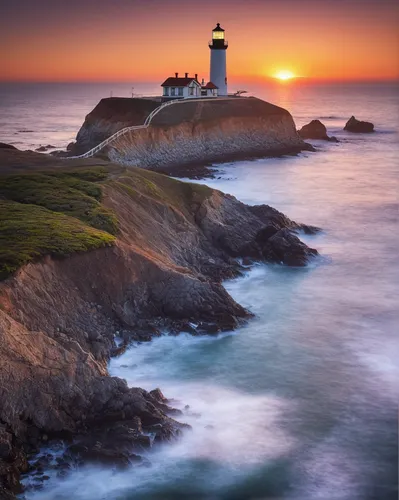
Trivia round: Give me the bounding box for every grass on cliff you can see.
[110,167,213,215]
[0,166,118,280]
[0,167,118,235]
[0,163,214,280]
[0,201,115,280]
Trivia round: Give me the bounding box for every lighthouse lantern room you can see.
[209,23,228,96]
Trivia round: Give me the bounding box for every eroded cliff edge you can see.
[72,97,311,168]
[0,150,318,497]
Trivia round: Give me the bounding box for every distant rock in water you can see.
[344,116,374,133]
[73,97,313,169]
[298,120,338,142]
[0,143,17,150]
[35,144,56,152]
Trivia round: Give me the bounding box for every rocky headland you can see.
[70,97,313,172]
[0,147,319,497]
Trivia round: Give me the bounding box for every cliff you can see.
[74,98,159,155]
[72,97,310,168]
[0,151,318,496]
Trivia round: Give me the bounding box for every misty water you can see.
[9,82,398,499]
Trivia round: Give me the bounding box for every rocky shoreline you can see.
[0,148,320,498]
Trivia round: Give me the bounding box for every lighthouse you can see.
[209,23,228,96]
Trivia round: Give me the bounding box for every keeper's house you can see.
[161,73,218,100]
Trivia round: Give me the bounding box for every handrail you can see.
[68,97,234,159]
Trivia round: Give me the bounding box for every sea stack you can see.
[344,116,374,133]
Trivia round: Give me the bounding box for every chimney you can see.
[201,78,205,85]
[185,72,188,78]
[175,72,178,78]
[195,73,198,81]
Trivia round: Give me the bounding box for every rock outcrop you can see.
[73,98,160,155]
[344,116,374,133]
[73,97,312,168]
[298,119,338,142]
[0,155,319,496]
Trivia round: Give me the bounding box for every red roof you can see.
[161,77,199,87]
[202,81,218,89]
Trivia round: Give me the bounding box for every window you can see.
[178,87,183,96]
[171,87,176,96]
[163,87,169,96]
[189,87,194,96]
[213,31,224,40]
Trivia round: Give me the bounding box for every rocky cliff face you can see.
[0,158,319,496]
[73,98,159,155]
[73,97,310,167]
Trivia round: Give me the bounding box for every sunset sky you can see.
[1,0,398,83]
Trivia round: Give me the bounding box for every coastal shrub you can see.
[0,169,118,234]
[0,201,115,280]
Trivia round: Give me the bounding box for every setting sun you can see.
[274,70,296,81]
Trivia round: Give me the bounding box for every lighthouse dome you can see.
[213,23,225,32]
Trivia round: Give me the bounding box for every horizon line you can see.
[1,77,398,85]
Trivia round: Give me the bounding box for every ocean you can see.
[4,81,398,499]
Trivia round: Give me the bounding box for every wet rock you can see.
[261,228,318,266]
[344,116,374,133]
[298,120,339,142]
[298,120,329,140]
[241,256,253,266]
[80,445,132,468]
[149,388,167,403]
[297,224,321,235]
[255,224,280,245]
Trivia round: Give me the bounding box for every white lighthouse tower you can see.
[209,23,228,96]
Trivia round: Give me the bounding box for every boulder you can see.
[298,120,329,140]
[298,120,338,142]
[344,116,374,133]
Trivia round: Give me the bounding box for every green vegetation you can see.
[111,167,213,214]
[0,163,214,281]
[0,201,115,280]
[0,167,118,235]
[0,166,117,280]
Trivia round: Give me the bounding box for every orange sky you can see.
[1,0,398,83]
